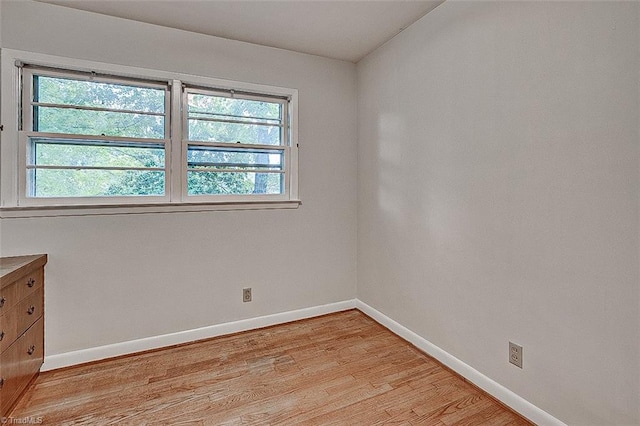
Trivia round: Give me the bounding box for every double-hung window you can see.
[184,87,291,199]
[2,51,299,213]
[21,66,170,203]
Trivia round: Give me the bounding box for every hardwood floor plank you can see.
[9,310,534,425]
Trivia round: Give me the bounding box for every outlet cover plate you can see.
[509,342,523,368]
[243,288,252,303]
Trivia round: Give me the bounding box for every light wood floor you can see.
[10,310,533,425]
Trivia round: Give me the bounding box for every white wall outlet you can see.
[509,342,523,368]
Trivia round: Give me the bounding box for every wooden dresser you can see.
[0,254,47,417]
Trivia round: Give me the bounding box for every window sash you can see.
[20,67,172,203]
[23,67,171,138]
[181,86,291,200]
[183,86,288,146]
[18,133,170,203]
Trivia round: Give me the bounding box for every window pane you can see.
[187,146,283,170]
[188,94,281,120]
[35,107,165,139]
[29,169,165,197]
[189,111,280,125]
[32,140,164,168]
[35,76,165,113]
[186,92,283,145]
[188,120,280,145]
[187,171,283,195]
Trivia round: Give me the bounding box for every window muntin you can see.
[31,139,165,169]
[35,108,165,140]
[187,145,284,171]
[22,67,170,200]
[184,87,289,198]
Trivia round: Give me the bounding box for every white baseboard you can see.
[42,299,356,371]
[355,300,566,426]
[42,297,564,426]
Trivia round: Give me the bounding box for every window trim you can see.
[0,49,300,216]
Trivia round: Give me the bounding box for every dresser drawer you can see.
[0,281,19,317]
[15,269,43,302]
[0,304,19,354]
[0,318,44,415]
[17,288,43,337]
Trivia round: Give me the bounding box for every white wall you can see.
[0,1,357,355]
[357,2,639,425]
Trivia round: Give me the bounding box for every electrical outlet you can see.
[243,288,252,303]
[509,342,523,368]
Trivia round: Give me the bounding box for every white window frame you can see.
[0,49,300,217]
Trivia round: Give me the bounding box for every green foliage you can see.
[188,94,281,145]
[105,171,165,196]
[36,76,165,138]
[187,172,253,195]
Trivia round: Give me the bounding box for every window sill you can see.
[0,200,302,218]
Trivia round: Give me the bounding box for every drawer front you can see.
[16,268,43,301]
[0,318,44,415]
[0,281,18,316]
[0,305,18,354]
[17,288,43,337]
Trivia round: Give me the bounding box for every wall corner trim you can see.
[355,299,568,426]
[42,299,356,371]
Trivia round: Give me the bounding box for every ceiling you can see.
[35,0,444,63]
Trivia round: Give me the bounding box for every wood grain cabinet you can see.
[0,254,47,417]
